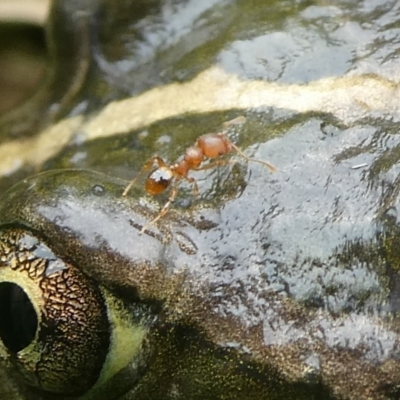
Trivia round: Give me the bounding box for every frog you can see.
[1,0,400,399]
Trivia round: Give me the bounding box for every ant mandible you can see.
[123,116,276,233]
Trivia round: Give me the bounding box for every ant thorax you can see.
[184,146,203,167]
[146,166,174,195]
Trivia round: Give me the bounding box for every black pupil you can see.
[0,282,38,353]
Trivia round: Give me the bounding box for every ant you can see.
[123,116,276,233]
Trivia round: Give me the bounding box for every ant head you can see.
[146,166,174,195]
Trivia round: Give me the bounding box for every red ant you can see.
[123,117,276,232]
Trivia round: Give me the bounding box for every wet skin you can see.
[1,0,400,399]
[0,168,338,400]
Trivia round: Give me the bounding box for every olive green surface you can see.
[1,0,400,399]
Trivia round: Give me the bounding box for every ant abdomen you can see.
[196,134,231,158]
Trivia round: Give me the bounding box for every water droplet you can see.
[92,185,106,196]
[45,259,67,277]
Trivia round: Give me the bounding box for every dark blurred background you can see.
[0,0,49,115]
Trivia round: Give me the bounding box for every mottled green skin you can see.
[0,169,337,400]
[1,0,400,399]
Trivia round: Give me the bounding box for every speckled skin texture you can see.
[1,0,400,399]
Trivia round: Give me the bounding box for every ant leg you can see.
[195,159,234,172]
[140,180,180,233]
[190,160,234,207]
[220,117,276,172]
[184,176,199,210]
[229,141,277,172]
[123,155,167,197]
[185,162,233,212]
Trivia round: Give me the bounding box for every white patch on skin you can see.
[2,158,23,176]
[0,116,82,178]
[83,66,399,140]
[0,65,398,177]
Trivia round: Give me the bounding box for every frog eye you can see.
[0,228,148,396]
